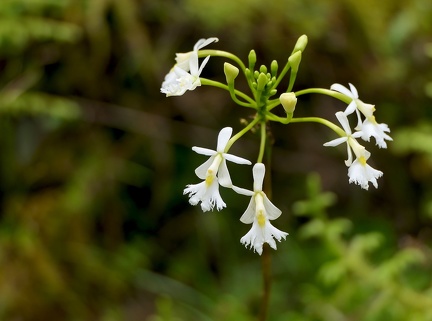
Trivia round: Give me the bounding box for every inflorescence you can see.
[161,36,392,255]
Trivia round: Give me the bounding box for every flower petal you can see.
[197,55,211,76]
[217,127,233,152]
[217,159,232,187]
[188,51,199,76]
[331,83,354,98]
[192,146,216,156]
[356,100,375,118]
[224,153,252,165]
[263,194,282,220]
[353,108,363,130]
[253,163,266,192]
[323,137,348,147]
[240,219,288,255]
[361,119,393,149]
[239,197,255,224]
[344,100,357,116]
[348,83,359,98]
[193,37,219,51]
[335,111,352,134]
[184,181,206,205]
[175,52,192,71]
[344,141,353,166]
[194,155,216,179]
[202,179,226,211]
[232,186,254,197]
[240,221,263,254]
[348,158,383,190]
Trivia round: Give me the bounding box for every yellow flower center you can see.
[257,210,266,227]
[205,170,214,186]
[205,154,223,187]
[359,155,367,165]
[369,115,377,125]
[255,193,267,227]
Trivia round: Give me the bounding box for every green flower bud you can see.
[271,60,278,76]
[280,92,297,114]
[257,72,268,91]
[224,62,239,84]
[288,51,302,73]
[248,50,257,70]
[293,34,308,53]
[259,65,267,74]
[269,89,277,96]
[254,70,259,79]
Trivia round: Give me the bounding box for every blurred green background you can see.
[1,0,432,320]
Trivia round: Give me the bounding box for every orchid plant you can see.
[161,35,392,320]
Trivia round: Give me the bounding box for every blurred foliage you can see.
[291,174,432,321]
[0,0,432,320]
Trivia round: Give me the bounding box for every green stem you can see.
[200,78,256,106]
[198,50,247,73]
[286,71,297,93]
[295,88,352,104]
[290,117,346,136]
[259,244,272,321]
[259,125,274,321]
[265,113,345,137]
[224,116,260,152]
[199,49,257,104]
[272,60,291,90]
[257,121,266,163]
[266,98,283,111]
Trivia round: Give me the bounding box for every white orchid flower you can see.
[360,115,393,149]
[330,83,392,148]
[324,111,364,166]
[184,127,251,212]
[175,37,219,71]
[324,112,383,189]
[161,51,210,96]
[161,37,218,96]
[232,163,288,255]
[347,149,383,190]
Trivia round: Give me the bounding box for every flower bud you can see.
[288,51,302,73]
[248,50,257,70]
[280,92,297,114]
[293,34,308,53]
[257,72,268,91]
[224,62,239,84]
[271,60,278,76]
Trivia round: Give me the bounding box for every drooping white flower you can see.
[330,83,392,148]
[360,115,393,149]
[348,150,383,190]
[324,112,364,166]
[161,52,210,97]
[324,112,383,189]
[184,127,251,212]
[184,178,226,212]
[161,37,218,97]
[232,163,288,255]
[175,37,219,71]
